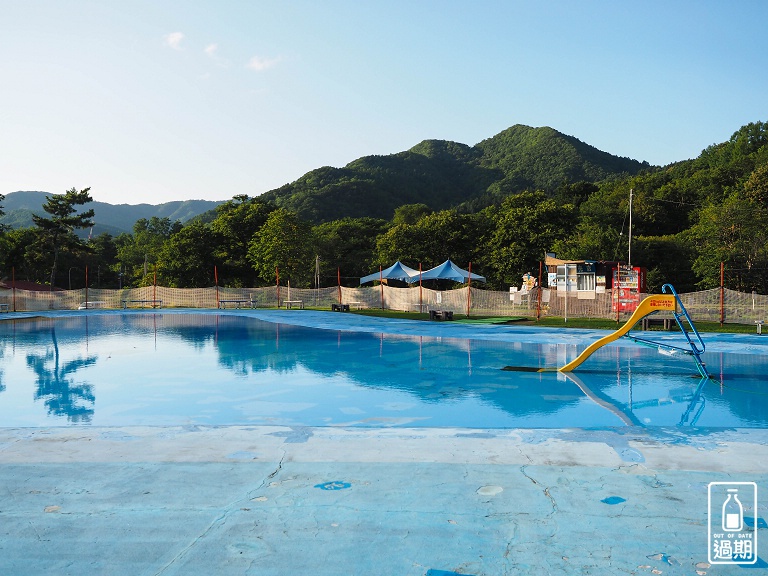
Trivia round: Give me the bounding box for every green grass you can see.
[342,308,761,334]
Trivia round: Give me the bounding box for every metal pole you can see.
[379,265,383,310]
[337,267,342,305]
[628,188,633,269]
[85,266,88,307]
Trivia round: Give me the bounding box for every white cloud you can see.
[246,55,281,71]
[165,32,184,50]
[204,43,230,67]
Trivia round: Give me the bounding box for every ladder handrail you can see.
[662,283,706,354]
[662,283,710,378]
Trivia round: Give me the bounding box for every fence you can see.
[1,285,767,325]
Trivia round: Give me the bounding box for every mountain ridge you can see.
[1,124,652,230]
[258,124,651,223]
[1,191,223,236]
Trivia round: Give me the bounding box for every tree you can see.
[31,187,94,289]
[375,209,486,272]
[210,195,276,286]
[87,233,119,287]
[158,221,218,288]
[314,217,389,285]
[485,191,575,288]
[247,209,315,286]
[116,216,179,286]
[687,192,768,291]
[392,203,431,225]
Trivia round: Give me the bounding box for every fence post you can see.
[536,261,543,321]
[466,262,472,318]
[720,262,724,327]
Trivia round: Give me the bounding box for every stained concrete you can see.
[1,425,766,575]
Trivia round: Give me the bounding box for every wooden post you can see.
[85,265,89,307]
[419,262,423,313]
[466,262,472,318]
[536,260,543,321]
[276,266,280,308]
[720,262,725,327]
[12,267,16,312]
[379,265,383,310]
[153,266,157,307]
[215,265,219,309]
[337,267,342,305]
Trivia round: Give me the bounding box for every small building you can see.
[545,254,620,300]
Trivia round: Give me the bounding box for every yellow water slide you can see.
[557,294,676,372]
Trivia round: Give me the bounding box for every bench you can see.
[284,300,304,309]
[218,299,254,309]
[429,309,454,321]
[756,320,764,335]
[122,299,163,309]
[78,301,107,310]
[347,301,366,310]
[331,303,350,312]
[641,317,672,330]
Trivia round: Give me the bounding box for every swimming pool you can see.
[1,310,767,428]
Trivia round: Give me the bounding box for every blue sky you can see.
[1,1,766,205]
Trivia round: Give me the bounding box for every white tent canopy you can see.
[419,260,486,283]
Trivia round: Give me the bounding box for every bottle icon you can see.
[722,488,743,532]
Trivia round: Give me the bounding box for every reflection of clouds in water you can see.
[378,402,417,411]
[339,407,365,415]
[235,401,317,415]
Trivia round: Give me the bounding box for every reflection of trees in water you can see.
[208,317,577,419]
[25,326,96,423]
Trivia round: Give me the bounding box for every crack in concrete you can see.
[520,465,558,517]
[152,452,286,576]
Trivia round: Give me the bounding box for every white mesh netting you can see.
[1,284,765,324]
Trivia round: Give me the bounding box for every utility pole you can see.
[628,188,633,269]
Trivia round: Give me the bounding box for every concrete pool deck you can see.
[1,310,767,574]
[1,425,766,575]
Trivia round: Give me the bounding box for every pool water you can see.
[1,312,766,428]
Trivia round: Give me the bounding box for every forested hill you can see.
[258,124,650,223]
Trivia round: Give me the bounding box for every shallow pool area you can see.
[1,310,766,575]
[1,310,767,429]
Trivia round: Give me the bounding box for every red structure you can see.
[612,266,647,313]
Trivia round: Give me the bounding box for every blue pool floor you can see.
[1,310,767,574]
